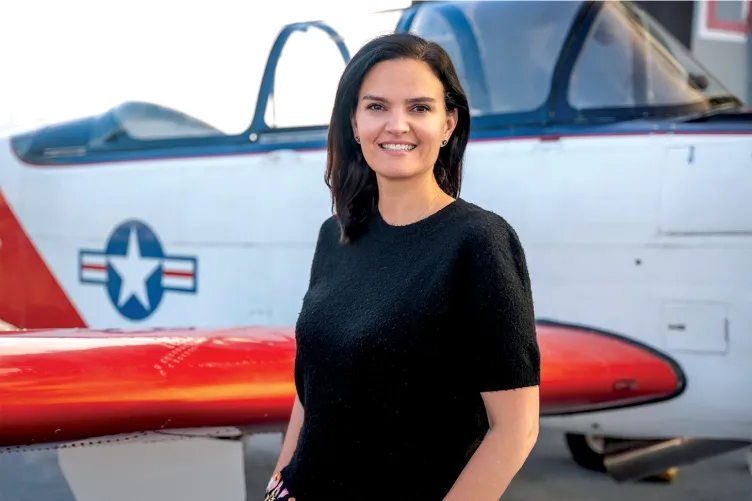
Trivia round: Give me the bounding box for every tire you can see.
[564,433,607,472]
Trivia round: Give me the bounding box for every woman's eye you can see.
[365,103,430,113]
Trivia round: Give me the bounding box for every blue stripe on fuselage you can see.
[12,118,752,168]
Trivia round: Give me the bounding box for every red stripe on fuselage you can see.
[82,264,192,278]
[0,189,86,328]
[162,270,193,278]
[82,265,192,278]
[82,264,106,272]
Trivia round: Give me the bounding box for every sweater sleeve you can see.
[461,215,540,393]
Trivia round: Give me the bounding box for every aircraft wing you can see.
[0,322,683,450]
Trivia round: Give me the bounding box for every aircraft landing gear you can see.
[564,433,679,482]
[565,433,608,472]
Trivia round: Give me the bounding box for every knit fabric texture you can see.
[280,197,540,500]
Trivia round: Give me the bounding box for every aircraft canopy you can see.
[9,1,740,161]
[113,0,736,141]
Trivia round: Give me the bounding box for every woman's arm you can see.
[273,394,305,474]
[443,385,539,501]
[447,214,541,499]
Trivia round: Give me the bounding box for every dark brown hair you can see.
[324,33,471,243]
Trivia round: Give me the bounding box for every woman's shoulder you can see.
[452,199,522,250]
[310,215,342,251]
[317,214,340,237]
[452,200,533,296]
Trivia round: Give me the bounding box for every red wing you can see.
[0,327,296,448]
[0,322,684,448]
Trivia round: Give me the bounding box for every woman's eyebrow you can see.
[362,94,437,104]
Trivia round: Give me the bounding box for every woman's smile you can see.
[378,142,418,155]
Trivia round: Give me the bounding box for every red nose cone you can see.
[537,321,685,415]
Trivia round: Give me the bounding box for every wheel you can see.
[564,433,607,472]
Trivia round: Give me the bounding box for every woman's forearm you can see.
[273,395,305,473]
[443,421,539,501]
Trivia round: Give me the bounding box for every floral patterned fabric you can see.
[264,472,296,501]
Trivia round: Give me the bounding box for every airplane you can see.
[0,0,751,495]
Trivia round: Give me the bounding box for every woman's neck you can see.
[376,172,454,226]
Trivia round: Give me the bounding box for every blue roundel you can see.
[78,219,198,322]
[104,220,166,321]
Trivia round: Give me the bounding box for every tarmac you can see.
[243,430,751,501]
[2,429,748,501]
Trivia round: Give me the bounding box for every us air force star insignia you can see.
[79,219,198,321]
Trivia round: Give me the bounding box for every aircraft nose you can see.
[538,321,685,415]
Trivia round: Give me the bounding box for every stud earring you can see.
[355,136,360,144]
[441,139,448,146]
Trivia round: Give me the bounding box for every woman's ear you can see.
[350,116,359,139]
[444,108,458,139]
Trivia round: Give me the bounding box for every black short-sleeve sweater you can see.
[280,197,540,500]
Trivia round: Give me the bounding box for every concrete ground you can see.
[1,429,749,501]
[243,430,751,501]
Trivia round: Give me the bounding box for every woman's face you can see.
[352,58,457,183]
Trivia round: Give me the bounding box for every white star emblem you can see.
[108,226,162,310]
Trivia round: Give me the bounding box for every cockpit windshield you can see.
[260,10,405,130]
[567,1,735,113]
[408,1,737,120]
[27,1,740,147]
[408,1,583,116]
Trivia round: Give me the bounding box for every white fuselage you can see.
[1,131,751,441]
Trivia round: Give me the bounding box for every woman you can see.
[265,32,540,501]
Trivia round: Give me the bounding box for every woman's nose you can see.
[384,110,410,134]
